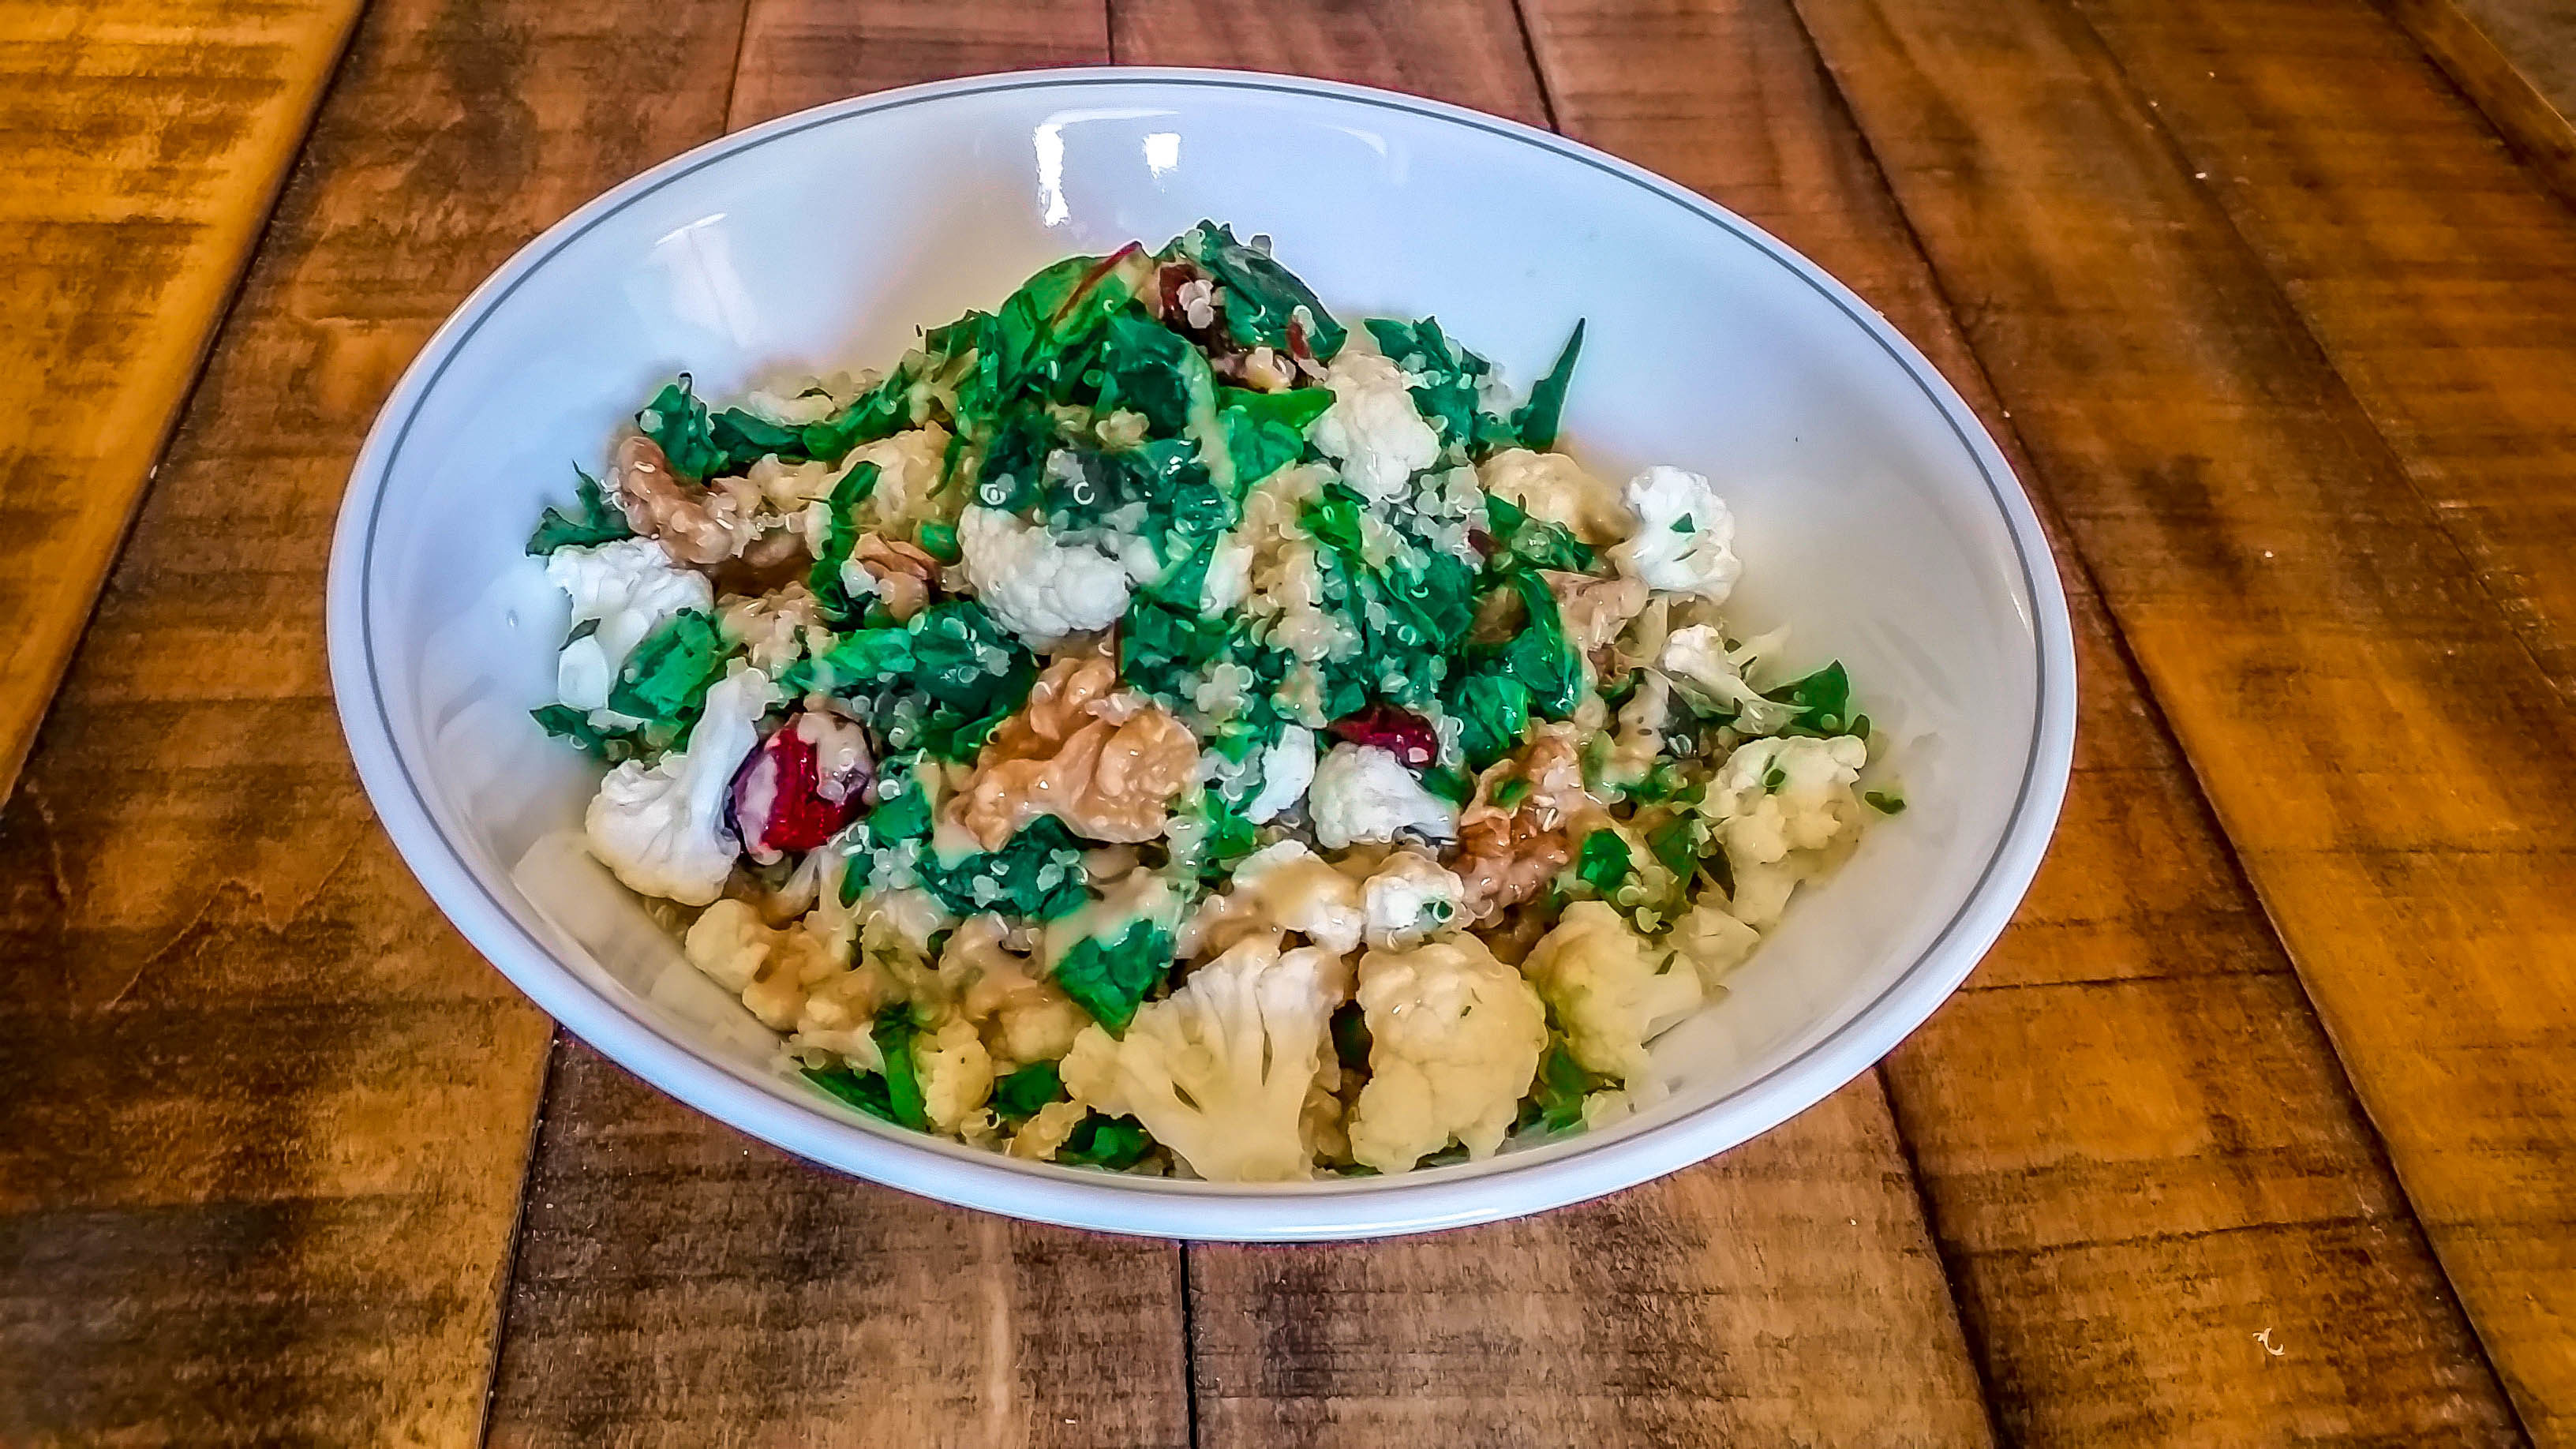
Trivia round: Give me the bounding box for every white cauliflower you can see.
[1058,934,1346,1181]
[1360,851,1466,949]
[1345,934,1547,1172]
[743,371,868,428]
[1668,898,1762,987]
[1242,724,1318,824]
[584,664,777,905]
[545,537,713,710]
[1702,734,1867,928]
[1228,840,1365,955]
[1477,447,1633,545]
[1307,743,1460,850]
[1659,624,1801,735]
[957,505,1134,648]
[912,1016,996,1135]
[1612,466,1742,602]
[1310,350,1441,501]
[1520,900,1704,1082]
[683,898,847,1032]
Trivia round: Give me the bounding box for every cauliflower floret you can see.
[1243,724,1319,824]
[1005,1098,1092,1161]
[683,898,847,1032]
[1345,934,1548,1172]
[913,1016,996,1135]
[957,505,1134,648]
[1311,350,1440,501]
[1520,900,1703,1082]
[742,371,868,428]
[1307,743,1460,850]
[545,537,713,710]
[939,915,1090,1066]
[1477,447,1634,545]
[1057,934,1345,1182]
[1612,466,1742,602]
[584,664,777,905]
[1229,840,1365,954]
[1668,898,1762,988]
[1702,734,1867,928]
[1361,850,1466,949]
[1659,624,1802,735]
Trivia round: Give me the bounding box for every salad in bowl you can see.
[524,221,1894,1182]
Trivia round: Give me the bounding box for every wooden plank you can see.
[477,9,1192,1447]
[0,0,362,806]
[486,1042,1187,1449]
[2383,0,2576,212]
[1784,0,2576,1436]
[0,1,750,1443]
[1521,1,2529,1441]
[2074,0,2576,702]
[1110,6,1995,1443]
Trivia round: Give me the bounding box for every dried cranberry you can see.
[729,713,872,862]
[1329,704,1440,769]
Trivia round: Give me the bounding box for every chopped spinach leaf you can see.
[1172,221,1347,359]
[1059,1114,1155,1170]
[605,609,729,725]
[1573,829,1632,895]
[1508,320,1586,450]
[803,1063,900,1122]
[915,816,1090,921]
[1481,492,1597,574]
[526,464,633,554]
[994,1061,1065,1122]
[1516,1039,1611,1134]
[1053,918,1177,1035]
[1762,661,1854,736]
[1331,1001,1373,1073]
[635,376,727,481]
[872,1009,930,1130]
[530,704,652,763]
[808,460,883,621]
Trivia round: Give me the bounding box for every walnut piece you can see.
[1451,724,1596,924]
[853,534,940,622]
[949,657,1199,850]
[616,433,768,565]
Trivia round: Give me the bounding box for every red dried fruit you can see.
[730,713,872,862]
[1329,704,1440,769]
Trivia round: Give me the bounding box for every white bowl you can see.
[328,68,2074,1240]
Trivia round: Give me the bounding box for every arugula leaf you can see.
[526,465,633,554]
[1509,320,1586,451]
[1762,661,1855,736]
[872,1009,930,1130]
[1481,492,1596,574]
[1059,1113,1155,1170]
[1053,918,1177,1035]
[605,609,729,724]
[1516,1039,1611,1134]
[1446,671,1530,771]
[1573,828,1632,894]
[993,1061,1066,1122]
[530,703,652,763]
[915,816,1090,921]
[1172,221,1348,358]
[803,1063,900,1122]
[808,460,883,622]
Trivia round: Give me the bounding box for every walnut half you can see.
[948,656,1198,850]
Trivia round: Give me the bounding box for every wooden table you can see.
[6,0,2574,1443]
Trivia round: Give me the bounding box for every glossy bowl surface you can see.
[328,68,2076,1239]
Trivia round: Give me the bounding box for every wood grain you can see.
[2071,0,2576,705]
[0,0,749,1443]
[1112,7,1996,1445]
[476,8,1195,1447]
[1523,0,2527,1440]
[1786,0,2576,1436]
[486,1040,1189,1449]
[0,0,363,807]
[2383,0,2576,211]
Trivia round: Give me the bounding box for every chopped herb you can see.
[1762,766,1788,792]
[1864,790,1908,815]
[1646,817,1704,880]
[1516,1039,1610,1134]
